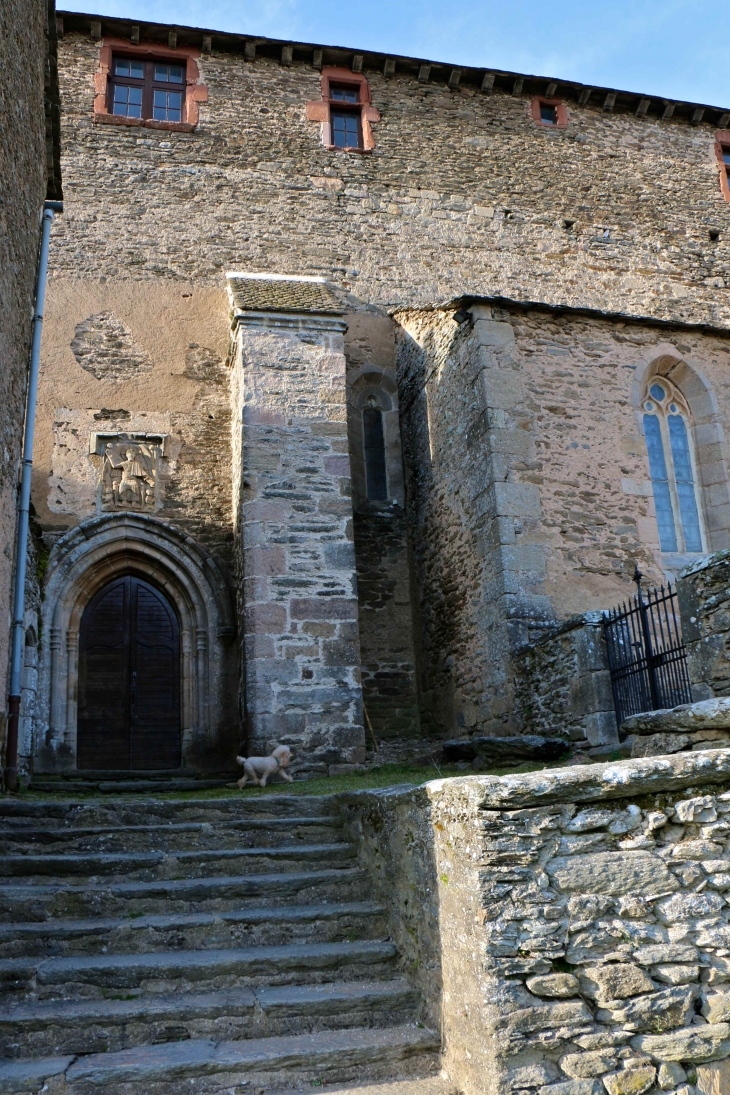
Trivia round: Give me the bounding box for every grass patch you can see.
[17,759,563,801]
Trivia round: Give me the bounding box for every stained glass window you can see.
[642,378,704,554]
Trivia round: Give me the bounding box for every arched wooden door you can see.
[77,575,181,770]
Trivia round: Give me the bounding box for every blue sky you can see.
[66,0,724,107]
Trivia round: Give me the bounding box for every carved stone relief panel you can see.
[90,433,167,513]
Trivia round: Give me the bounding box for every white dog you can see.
[236,744,293,788]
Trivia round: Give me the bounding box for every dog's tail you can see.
[236,755,247,766]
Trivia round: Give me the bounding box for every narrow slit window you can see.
[642,379,705,554]
[363,404,388,501]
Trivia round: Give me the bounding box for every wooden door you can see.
[77,576,181,770]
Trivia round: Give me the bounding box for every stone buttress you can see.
[228,273,365,772]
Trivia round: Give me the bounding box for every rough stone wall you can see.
[513,615,616,748]
[397,302,730,739]
[678,552,730,701]
[51,23,730,324]
[0,0,60,768]
[344,752,730,1095]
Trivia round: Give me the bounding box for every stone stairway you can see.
[0,794,439,1094]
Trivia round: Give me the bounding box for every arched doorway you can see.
[77,575,181,770]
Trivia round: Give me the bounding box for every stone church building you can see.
[22,9,730,779]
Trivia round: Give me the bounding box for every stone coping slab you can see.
[339,748,730,811]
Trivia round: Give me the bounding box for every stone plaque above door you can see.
[90,432,167,513]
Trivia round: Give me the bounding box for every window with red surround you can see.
[305,67,380,151]
[715,131,730,201]
[93,37,207,132]
[530,96,568,128]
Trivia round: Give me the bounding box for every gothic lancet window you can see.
[363,398,388,501]
[642,378,704,553]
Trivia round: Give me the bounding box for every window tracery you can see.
[642,377,704,554]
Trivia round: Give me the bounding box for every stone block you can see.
[579,964,655,1001]
[602,1066,656,1095]
[243,603,287,635]
[526,973,580,997]
[698,1061,730,1095]
[290,598,359,622]
[547,851,677,896]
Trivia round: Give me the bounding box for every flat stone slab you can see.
[33,940,397,987]
[441,735,569,764]
[257,978,416,1014]
[0,1055,73,1093]
[622,698,730,736]
[427,748,730,809]
[64,1025,439,1084]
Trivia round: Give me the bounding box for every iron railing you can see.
[602,566,692,729]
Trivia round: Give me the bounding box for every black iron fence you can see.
[602,567,692,729]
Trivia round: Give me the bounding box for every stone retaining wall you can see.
[342,751,730,1095]
[513,614,616,747]
[678,552,730,702]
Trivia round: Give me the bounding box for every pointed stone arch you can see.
[35,513,237,773]
[631,345,730,553]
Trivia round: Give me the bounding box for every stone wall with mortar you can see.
[396,303,730,739]
[0,0,60,769]
[41,18,730,752]
[341,751,730,1095]
[50,20,730,322]
[678,553,730,703]
[230,300,366,772]
[513,615,616,748]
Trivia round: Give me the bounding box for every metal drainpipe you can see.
[4,200,63,792]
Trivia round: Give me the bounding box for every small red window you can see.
[305,67,380,152]
[531,96,568,128]
[715,132,730,202]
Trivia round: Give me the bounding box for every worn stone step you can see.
[30,777,234,794]
[0,816,343,854]
[2,940,398,998]
[0,901,388,958]
[0,793,337,825]
[0,979,418,1056]
[0,867,369,922]
[0,842,357,882]
[0,1025,439,1094]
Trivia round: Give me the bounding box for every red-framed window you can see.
[110,56,186,122]
[715,131,730,201]
[305,67,380,152]
[93,37,207,133]
[530,96,568,128]
[329,84,364,149]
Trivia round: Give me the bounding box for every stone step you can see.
[0,979,418,1056]
[0,842,357,882]
[1,940,398,998]
[30,778,232,794]
[0,901,388,958]
[0,867,370,923]
[0,793,337,825]
[0,816,343,853]
[0,1025,439,1094]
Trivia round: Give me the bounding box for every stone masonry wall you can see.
[231,302,365,773]
[678,551,730,702]
[0,0,55,763]
[396,302,730,740]
[51,21,730,324]
[513,615,616,748]
[343,751,730,1095]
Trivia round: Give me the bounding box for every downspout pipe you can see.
[4,200,62,792]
